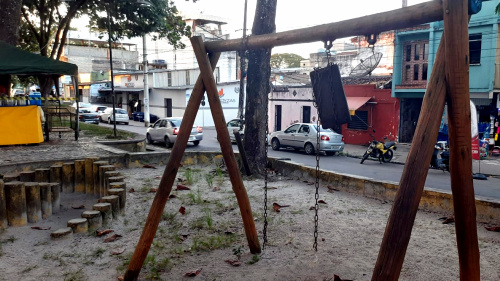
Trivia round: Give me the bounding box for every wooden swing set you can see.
[124,1,480,280]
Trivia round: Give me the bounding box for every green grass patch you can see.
[79,123,135,139]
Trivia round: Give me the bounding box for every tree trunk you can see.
[243,0,277,175]
[0,0,23,95]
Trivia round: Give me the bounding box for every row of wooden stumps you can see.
[0,158,127,239]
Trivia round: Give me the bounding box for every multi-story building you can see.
[393,0,500,143]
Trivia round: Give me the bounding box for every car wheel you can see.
[165,136,173,148]
[146,133,153,144]
[107,118,111,124]
[125,122,129,125]
[271,138,280,151]
[193,140,200,146]
[304,143,315,155]
[382,149,394,163]
[326,151,336,156]
[99,116,102,122]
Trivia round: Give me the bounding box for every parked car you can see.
[90,105,108,121]
[146,117,203,148]
[270,123,344,155]
[226,118,244,143]
[100,108,129,125]
[78,108,100,124]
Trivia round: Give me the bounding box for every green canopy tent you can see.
[0,41,80,140]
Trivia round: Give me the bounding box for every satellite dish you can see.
[349,52,383,77]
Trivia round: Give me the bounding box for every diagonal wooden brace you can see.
[124,53,222,281]
[191,36,261,254]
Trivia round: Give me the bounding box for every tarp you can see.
[0,41,78,76]
[346,96,372,115]
[0,105,44,145]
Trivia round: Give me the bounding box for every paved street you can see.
[101,120,500,200]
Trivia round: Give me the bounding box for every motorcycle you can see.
[430,142,449,171]
[360,131,397,164]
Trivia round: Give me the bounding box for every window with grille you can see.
[347,110,368,130]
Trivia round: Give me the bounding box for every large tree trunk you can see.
[243,0,277,175]
[0,0,23,95]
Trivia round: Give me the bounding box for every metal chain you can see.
[313,114,321,251]
[262,96,269,250]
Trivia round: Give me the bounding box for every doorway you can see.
[302,106,311,123]
[399,98,423,143]
[164,98,172,117]
[275,105,282,131]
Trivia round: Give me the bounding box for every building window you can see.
[167,72,172,87]
[185,70,190,85]
[402,40,429,85]
[469,34,482,65]
[405,45,411,62]
[413,64,419,80]
[347,110,368,130]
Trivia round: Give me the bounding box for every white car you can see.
[146,117,203,148]
[100,108,129,125]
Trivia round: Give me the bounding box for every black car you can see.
[78,109,100,124]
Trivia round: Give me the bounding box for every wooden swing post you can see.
[123,53,221,281]
[442,0,480,279]
[191,36,261,254]
[373,1,479,280]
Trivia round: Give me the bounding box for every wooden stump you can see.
[81,210,102,231]
[19,171,35,182]
[5,181,27,226]
[106,176,125,195]
[49,183,61,213]
[93,161,109,196]
[104,171,121,194]
[50,227,73,240]
[25,182,42,223]
[39,183,52,219]
[74,160,86,193]
[93,203,113,225]
[35,168,50,183]
[99,165,116,197]
[62,162,75,193]
[85,157,99,195]
[3,173,20,183]
[101,195,120,218]
[67,218,88,233]
[49,164,62,185]
[0,180,7,230]
[108,188,126,214]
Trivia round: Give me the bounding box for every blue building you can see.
[392,0,500,143]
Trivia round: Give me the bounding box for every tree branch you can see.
[21,7,41,43]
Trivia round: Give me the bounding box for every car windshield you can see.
[116,109,127,114]
[170,119,181,127]
[313,125,334,133]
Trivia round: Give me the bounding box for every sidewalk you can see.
[343,142,500,177]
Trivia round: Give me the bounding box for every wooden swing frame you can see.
[124,1,480,280]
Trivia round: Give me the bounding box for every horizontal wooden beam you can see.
[205,0,443,53]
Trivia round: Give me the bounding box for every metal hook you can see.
[323,39,334,66]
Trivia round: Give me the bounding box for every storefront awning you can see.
[346,96,372,115]
[98,87,143,93]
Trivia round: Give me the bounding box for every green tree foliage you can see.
[270,53,304,68]
[18,0,191,96]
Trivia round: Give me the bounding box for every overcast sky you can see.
[174,0,431,57]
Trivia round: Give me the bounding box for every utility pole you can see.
[402,0,407,8]
[237,0,248,123]
[143,34,150,126]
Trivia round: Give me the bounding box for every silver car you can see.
[146,117,203,148]
[101,108,129,125]
[270,123,344,155]
[226,118,244,143]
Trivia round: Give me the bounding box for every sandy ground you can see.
[1,161,500,281]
